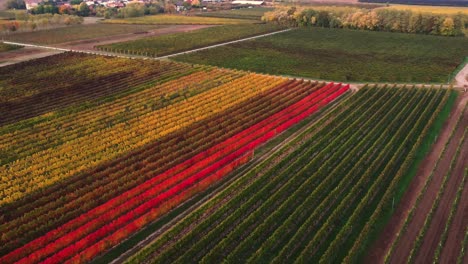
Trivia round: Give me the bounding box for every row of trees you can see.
[263,7,466,36]
[1,13,82,32]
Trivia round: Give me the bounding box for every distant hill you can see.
[359,0,468,7]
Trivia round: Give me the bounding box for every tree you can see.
[70,0,83,5]
[78,2,90,16]
[440,17,455,36]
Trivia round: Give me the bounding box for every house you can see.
[231,0,264,5]
[25,0,42,10]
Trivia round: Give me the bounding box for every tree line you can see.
[262,6,466,36]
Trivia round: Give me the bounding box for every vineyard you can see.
[174,27,468,82]
[97,24,284,57]
[126,85,454,263]
[0,53,349,263]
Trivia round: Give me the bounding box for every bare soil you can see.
[55,25,215,51]
[365,92,468,263]
[438,143,468,263]
[414,121,468,263]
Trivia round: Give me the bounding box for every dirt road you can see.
[366,91,468,263]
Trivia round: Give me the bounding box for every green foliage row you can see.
[335,88,446,263]
[433,158,468,263]
[264,6,467,36]
[407,127,468,263]
[345,88,452,263]
[98,24,284,57]
[383,98,466,263]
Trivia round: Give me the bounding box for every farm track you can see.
[439,167,468,263]
[377,92,468,263]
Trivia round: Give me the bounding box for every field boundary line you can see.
[156,28,292,58]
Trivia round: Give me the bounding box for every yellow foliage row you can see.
[0,68,241,153]
[0,73,284,205]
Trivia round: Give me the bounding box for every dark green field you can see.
[0,43,21,53]
[196,7,274,20]
[174,27,468,83]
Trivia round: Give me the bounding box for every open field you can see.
[126,85,454,263]
[103,14,257,25]
[174,27,468,83]
[1,24,168,45]
[382,4,468,14]
[98,24,285,57]
[196,7,274,20]
[0,53,349,263]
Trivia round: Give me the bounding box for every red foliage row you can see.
[3,82,349,264]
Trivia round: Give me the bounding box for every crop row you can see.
[406,127,467,263]
[343,87,451,263]
[433,156,468,263]
[0,77,315,255]
[125,85,450,264]
[383,98,466,264]
[124,85,378,263]
[0,53,202,125]
[0,68,244,165]
[156,86,408,263]
[0,76,333,253]
[126,85,391,263]
[1,81,347,263]
[0,73,287,205]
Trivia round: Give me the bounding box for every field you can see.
[1,24,166,45]
[0,42,20,53]
[98,24,285,57]
[382,4,468,14]
[126,84,454,263]
[196,7,275,20]
[0,53,348,263]
[103,14,257,25]
[174,27,468,83]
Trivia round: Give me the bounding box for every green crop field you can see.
[2,24,165,45]
[196,7,275,20]
[0,42,21,52]
[98,24,285,57]
[103,14,257,25]
[174,27,468,83]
